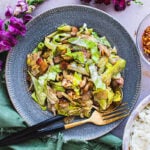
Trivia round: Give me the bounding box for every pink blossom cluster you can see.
[81,0,142,11]
[0,0,32,70]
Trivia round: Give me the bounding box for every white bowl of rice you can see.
[123,95,150,150]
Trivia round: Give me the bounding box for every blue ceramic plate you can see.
[5,5,141,141]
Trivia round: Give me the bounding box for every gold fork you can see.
[65,102,129,129]
[0,102,129,146]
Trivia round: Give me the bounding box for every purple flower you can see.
[0,30,17,52]
[0,60,3,71]
[5,6,13,18]
[0,31,17,45]
[23,14,32,24]
[0,40,12,52]
[0,19,4,31]
[14,0,28,16]
[113,0,126,11]
[8,24,23,36]
[8,16,26,36]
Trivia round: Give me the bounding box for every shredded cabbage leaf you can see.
[27,23,126,117]
[29,73,47,106]
[68,37,100,63]
[38,65,62,85]
[89,64,106,90]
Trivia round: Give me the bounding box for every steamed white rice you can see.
[129,104,150,150]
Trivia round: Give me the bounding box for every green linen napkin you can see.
[0,55,122,150]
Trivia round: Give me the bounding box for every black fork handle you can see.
[0,115,64,144]
[0,124,65,146]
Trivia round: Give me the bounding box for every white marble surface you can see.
[0,0,150,139]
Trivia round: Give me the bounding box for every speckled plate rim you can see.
[5,5,141,141]
[122,95,150,150]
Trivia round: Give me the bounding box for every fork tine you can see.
[100,102,128,113]
[103,113,129,124]
[112,102,128,111]
[102,104,129,116]
[103,110,129,120]
[103,109,128,119]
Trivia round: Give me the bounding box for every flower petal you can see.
[23,14,32,24]
[9,16,23,25]
[8,24,22,36]
[113,0,126,11]
[0,40,12,52]
[14,0,28,15]
[0,30,17,47]
[9,16,26,36]
[0,30,12,41]
[5,6,13,18]
[0,19,4,30]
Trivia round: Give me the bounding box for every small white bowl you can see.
[122,95,150,150]
[136,14,150,65]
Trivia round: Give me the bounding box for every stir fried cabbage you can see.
[27,24,126,118]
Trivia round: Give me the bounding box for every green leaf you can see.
[29,73,47,106]
[68,62,89,76]
[107,88,115,106]
[32,47,39,53]
[78,23,93,35]
[65,48,85,63]
[91,47,99,63]
[46,31,58,39]
[89,64,106,90]
[73,72,82,87]
[38,65,62,85]
[68,37,100,63]
[47,72,57,81]
[99,99,107,110]
[97,56,108,74]
[31,93,47,110]
[78,23,88,33]
[99,37,111,48]
[92,32,111,48]
[53,33,70,43]
[113,90,122,102]
[132,0,143,5]
[27,0,44,5]
[68,37,89,48]
[73,52,85,63]
[44,38,57,52]
[102,59,126,85]
[53,86,65,92]
[50,82,65,92]
[49,65,61,72]
[57,24,72,32]
[73,87,80,96]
